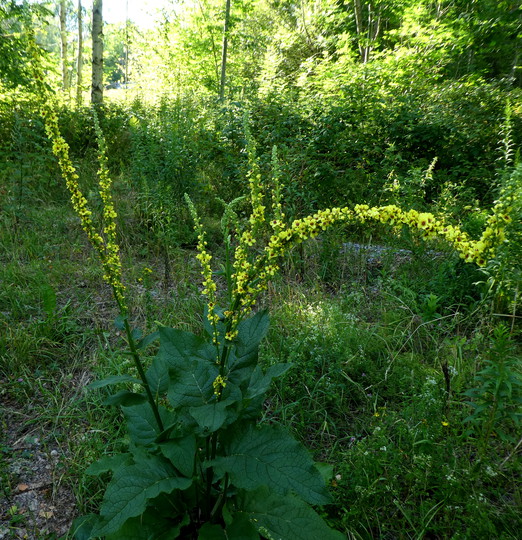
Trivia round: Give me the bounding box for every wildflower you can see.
[213,375,227,397]
[34,61,127,312]
[185,194,219,337]
[441,420,450,427]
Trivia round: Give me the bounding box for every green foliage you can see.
[478,149,522,318]
[463,324,522,449]
[73,311,341,539]
[3,4,522,537]
[0,0,53,89]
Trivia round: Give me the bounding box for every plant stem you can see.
[118,303,164,432]
[205,436,213,519]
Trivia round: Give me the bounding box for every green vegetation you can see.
[1,0,521,538]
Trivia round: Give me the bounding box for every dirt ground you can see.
[1,407,76,540]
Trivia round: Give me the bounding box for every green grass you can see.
[1,142,520,539]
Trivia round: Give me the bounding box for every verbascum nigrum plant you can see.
[188,141,511,355]
[30,28,516,537]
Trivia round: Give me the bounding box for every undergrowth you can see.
[0,93,520,538]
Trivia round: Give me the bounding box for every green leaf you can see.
[212,424,331,505]
[189,399,236,433]
[167,359,218,409]
[226,514,260,539]
[198,523,227,540]
[123,403,175,446]
[71,514,98,540]
[236,311,270,357]
[227,311,269,374]
[147,327,216,395]
[131,327,143,341]
[92,456,192,537]
[86,453,133,476]
[160,435,196,477]
[87,375,142,390]
[137,330,160,350]
[315,463,334,484]
[105,511,186,540]
[246,364,292,399]
[114,315,126,330]
[104,390,147,407]
[239,488,344,540]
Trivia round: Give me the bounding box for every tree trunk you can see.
[76,0,83,107]
[353,0,381,64]
[353,0,365,62]
[59,0,69,92]
[219,0,231,100]
[91,0,103,105]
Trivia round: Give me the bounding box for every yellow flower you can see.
[34,63,127,312]
[213,375,227,397]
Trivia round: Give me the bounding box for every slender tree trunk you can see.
[59,0,69,92]
[91,0,103,105]
[124,0,129,84]
[353,0,365,62]
[76,0,83,107]
[353,0,380,64]
[219,0,231,100]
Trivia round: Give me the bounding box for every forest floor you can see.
[1,401,78,539]
[1,187,520,539]
[0,238,443,539]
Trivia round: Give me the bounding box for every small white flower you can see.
[485,466,497,477]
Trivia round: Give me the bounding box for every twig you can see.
[500,435,522,468]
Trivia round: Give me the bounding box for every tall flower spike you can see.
[92,109,127,310]
[30,30,127,313]
[184,194,220,338]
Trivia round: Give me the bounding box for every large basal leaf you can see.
[225,514,260,540]
[212,424,331,505]
[238,487,345,540]
[123,403,176,447]
[147,327,216,395]
[159,434,196,478]
[91,455,192,537]
[167,359,218,409]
